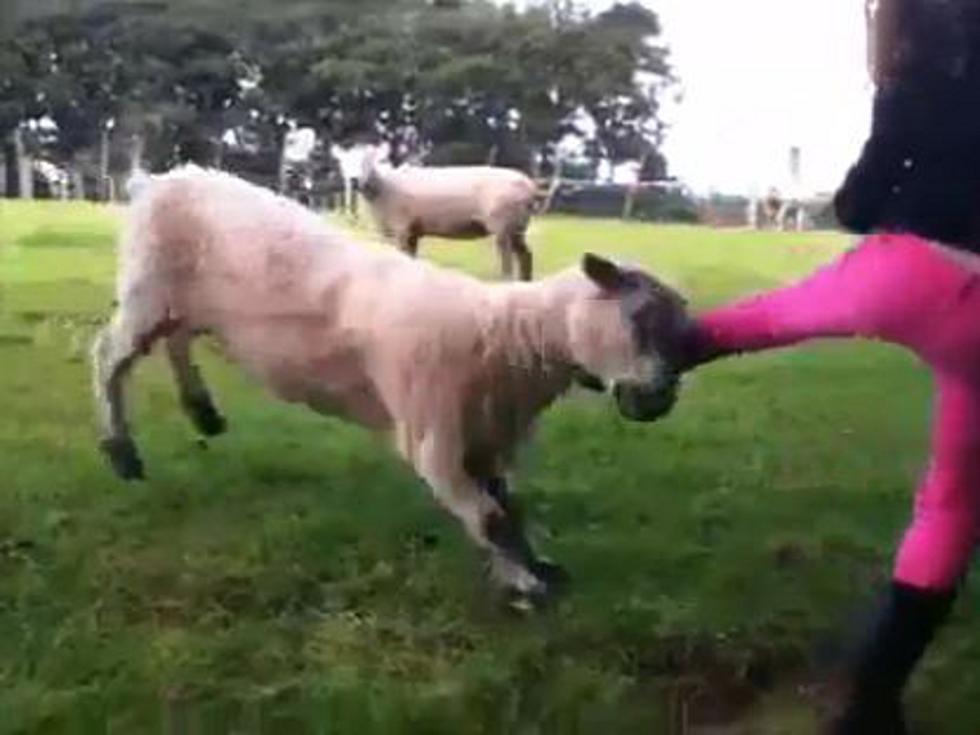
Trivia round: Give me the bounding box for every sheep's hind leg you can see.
[165,331,227,437]
[91,302,176,480]
[397,225,421,258]
[495,232,515,280]
[496,230,533,281]
[511,231,533,281]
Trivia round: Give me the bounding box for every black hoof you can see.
[99,437,145,481]
[531,559,570,591]
[498,561,570,614]
[188,398,227,437]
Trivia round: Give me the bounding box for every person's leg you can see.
[832,374,980,733]
[894,376,980,590]
[680,238,893,368]
[832,582,956,734]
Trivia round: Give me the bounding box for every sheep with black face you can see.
[92,165,691,606]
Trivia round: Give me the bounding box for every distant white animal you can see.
[361,153,539,281]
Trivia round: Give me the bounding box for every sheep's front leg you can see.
[165,332,227,437]
[480,475,568,595]
[414,437,563,602]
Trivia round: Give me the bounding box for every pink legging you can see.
[696,233,980,590]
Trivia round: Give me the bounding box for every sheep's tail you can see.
[125,168,153,200]
[361,146,381,181]
[530,176,555,215]
[360,146,385,200]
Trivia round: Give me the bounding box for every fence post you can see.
[14,127,33,200]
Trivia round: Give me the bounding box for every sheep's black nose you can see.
[613,380,678,423]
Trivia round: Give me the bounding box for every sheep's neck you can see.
[485,284,576,389]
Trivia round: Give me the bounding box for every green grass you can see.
[1,200,978,734]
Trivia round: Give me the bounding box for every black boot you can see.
[832,581,957,735]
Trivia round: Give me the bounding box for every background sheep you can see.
[360,153,538,281]
[91,165,690,606]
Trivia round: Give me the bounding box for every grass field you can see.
[1,200,978,734]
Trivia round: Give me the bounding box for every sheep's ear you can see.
[582,253,624,291]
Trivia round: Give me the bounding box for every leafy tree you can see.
[551,3,671,178]
[2,0,674,199]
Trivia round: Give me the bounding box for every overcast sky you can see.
[516,0,874,195]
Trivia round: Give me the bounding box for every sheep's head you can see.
[566,253,691,422]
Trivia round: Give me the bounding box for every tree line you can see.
[0,0,673,201]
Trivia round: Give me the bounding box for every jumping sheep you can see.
[92,165,690,604]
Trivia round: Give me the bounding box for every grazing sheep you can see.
[91,165,689,604]
[360,154,539,281]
